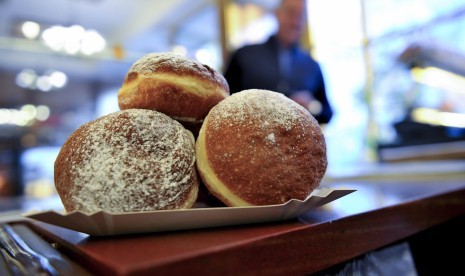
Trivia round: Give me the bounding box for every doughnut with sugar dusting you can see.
[118,52,229,134]
[196,89,327,207]
[54,109,199,214]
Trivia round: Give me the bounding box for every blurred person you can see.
[224,0,333,124]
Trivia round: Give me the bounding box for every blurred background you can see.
[1,0,465,204]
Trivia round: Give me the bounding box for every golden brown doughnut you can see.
[117,52,229,134]
[54,109,199,214]
[196,89,327,206]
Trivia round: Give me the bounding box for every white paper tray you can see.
[23,188,355,236]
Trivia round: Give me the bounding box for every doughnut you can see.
[196,89,327,206]
[54,109,199,214]
[117,52,229,134]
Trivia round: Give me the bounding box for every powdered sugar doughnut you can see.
[118,52,229,135]
[54,109,198,214]
[196,89,327,206]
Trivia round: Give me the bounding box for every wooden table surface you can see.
[24,178,465,276]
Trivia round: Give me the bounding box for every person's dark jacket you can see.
[224,35,332,124]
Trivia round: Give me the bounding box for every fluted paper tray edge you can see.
[22,188,355,236]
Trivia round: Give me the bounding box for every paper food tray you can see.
[23,188,355,236]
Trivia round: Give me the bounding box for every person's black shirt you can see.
[224,35,333,124]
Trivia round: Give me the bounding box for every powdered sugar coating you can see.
[128,52,228,87]
[208,89,318,136]
[54,109,198,214]
[200,89,327,206]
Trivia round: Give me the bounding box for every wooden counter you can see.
[25,179,465,275]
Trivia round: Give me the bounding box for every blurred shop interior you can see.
[1,0,465,204]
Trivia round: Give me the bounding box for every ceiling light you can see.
[49,71,67,88]
[0,109,14,124]
[412,107,465,128]
[42,25,66,51]
[35,105,50,121]
[16,69,37,88]
[64,25,85,54]
[16,69,67,90]
[20,104,37,121]
[13,109,31,126]
[411,66,465,95]
[41,24,106,55]
[68,25,86,38]
[64,39,81,55]
[81,29,106,55]
[36,76,52,92]
[0,105,50,126]
[21,21,41,40]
